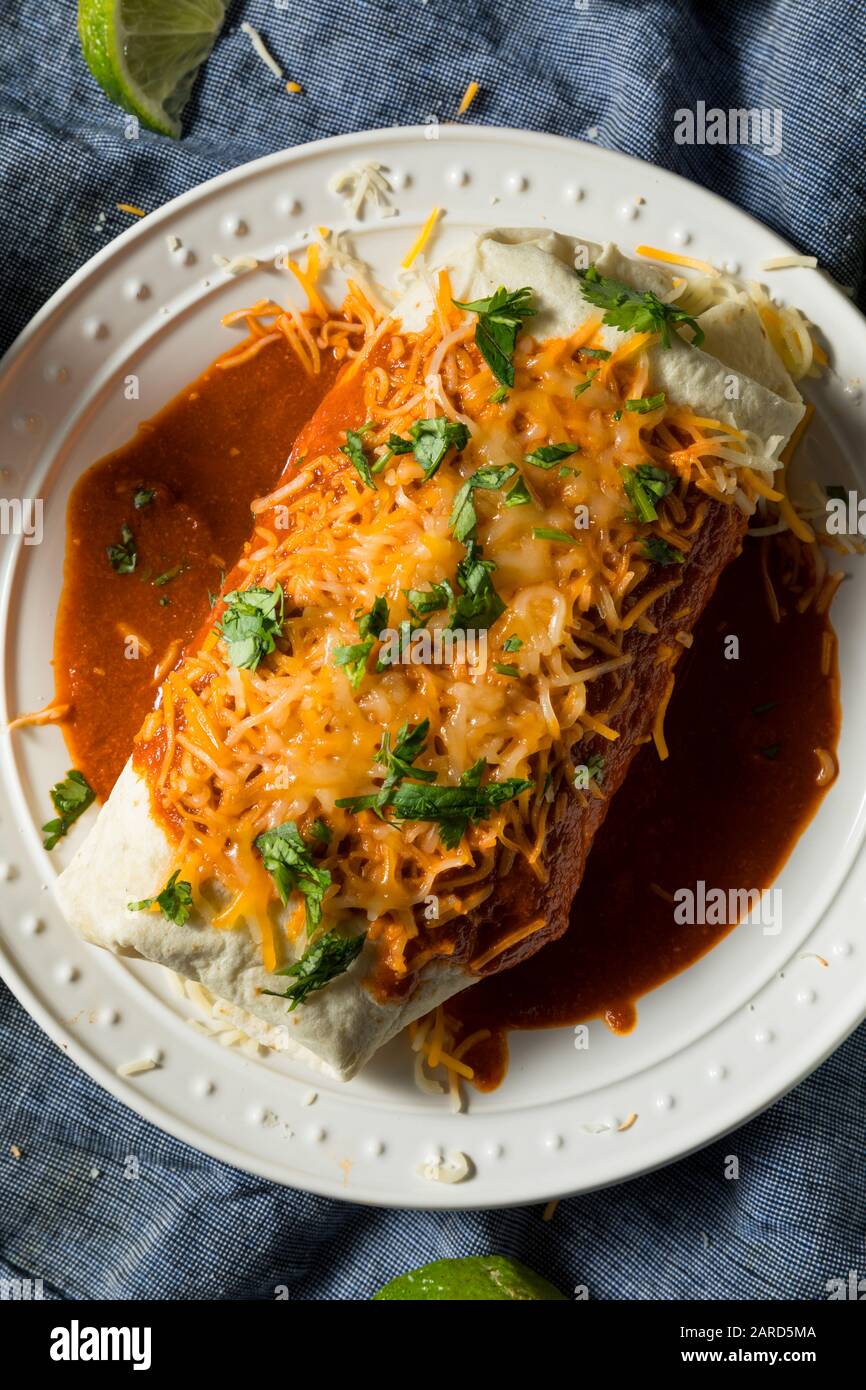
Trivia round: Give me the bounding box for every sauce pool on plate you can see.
[54,342,339,799]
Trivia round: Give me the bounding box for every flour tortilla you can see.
[56,229,805,1081]
[442,228,804,447]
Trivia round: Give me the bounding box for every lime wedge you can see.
[77,0,227,138]
[372,1255,567,1301]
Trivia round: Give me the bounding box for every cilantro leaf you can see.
[410,418,469,480]
[128,869,193,925]
[453,285,536,386]
[625,392,666,414]
[450,540,506,632]
[620,464,676,523]
[573,371,599,398]
[336,720,437,815]
[406,580,455,622]
[341,426,377,490]
[42,769,95,850]
[379,418,469,480]
[254,821,332,932]
[384,433,415,457]
[449,465,516,542]
[217,585,284,670]
[576,265,704,349]
[333,596,389,688]
[525,442,581,470]
[153,563,183,587]
[574,752,605,789]
[387,765,533,849]
[262,929,367,1011]
[133,488,155,509]
[503,634,523,653]
[533,526,577,545]
[504,475,532,508]
[375,720,437,800]
[642,536,685,566]
[107,523,137,574]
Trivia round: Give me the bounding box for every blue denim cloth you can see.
[1,0,864,1300]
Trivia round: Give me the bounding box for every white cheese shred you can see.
[116,1057,159,1078]
[417,1150,473,1184]
[759,254,818,271]
[241,21,283,79]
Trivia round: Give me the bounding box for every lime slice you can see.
[77,0,227,138]
[372,1255,567,1301]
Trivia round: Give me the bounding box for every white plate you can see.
[2,126,865,1208]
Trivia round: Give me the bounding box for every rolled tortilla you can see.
[444,229,803,444]
[57,229,805,1081]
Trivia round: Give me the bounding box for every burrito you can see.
[57,228,804,1080]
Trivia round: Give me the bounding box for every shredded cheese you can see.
[7,702,70,732]
[652,673,676,761]
[241,21,283,79]
[457,80,479,115]
[471,917,546,969]
[212,253,260,276]
[401,206,442,269]
[635,244,718,276]
[759,254,818,271]
[329,163,396,220]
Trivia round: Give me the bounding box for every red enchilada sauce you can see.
[54,346,840,1079]
[55,343,339,800]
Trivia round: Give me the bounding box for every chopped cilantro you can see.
[621,464,676,523]
[449,465,516,543]
[504,475,532,507]
[262,929,367,1011]
[107,523,137,574]
[573,370,598,397]
[449,540,506,632]
[217,585,284,670]
[453,285,536,387]
[42,770,95,850]
[525,442,580,470]
[642,536,685,566]
[340,425,377,490]
[128,869,193,925]
[333,596,389,688]
[625,392,666,414]
[254,821,332,932]
[576,264,704,348]
[533,526,577,545]
[406,580,454,622]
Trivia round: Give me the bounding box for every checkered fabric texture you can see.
[0,0,864,1300]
